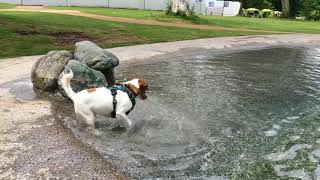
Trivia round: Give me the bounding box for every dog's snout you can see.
[141,95,147,100]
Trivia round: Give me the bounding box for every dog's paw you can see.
[86,127,101,136]
[92,129,102,136]
[126,125,136,134]
[111,126,126,132]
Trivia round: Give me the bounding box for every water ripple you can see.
[58,46,320,178]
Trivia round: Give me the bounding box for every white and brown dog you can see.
[60,69,148,130]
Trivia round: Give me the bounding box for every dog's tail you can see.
[60,67,76,101]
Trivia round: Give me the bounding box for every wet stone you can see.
[58,60,107,96]
[31,50,73,92]
[74,41,119,85]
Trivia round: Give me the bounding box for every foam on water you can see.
[264,129,278,137]
[314,166,320,178]
[273,125,281,130]
[287,116,300,120]
[274,165,312,180]
[264,125,282,137]
[312,150,320,158]
[290,136,301,141]
[309,153,318,163]
[265,144,312,161]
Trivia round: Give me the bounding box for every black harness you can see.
[109,84,137,118]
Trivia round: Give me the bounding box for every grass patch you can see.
[50,6,320,34]
[50,6,165,20]
[0,3,16,9]
[196,16,320,34]
[0,11,264,58]
[50,6,188,23]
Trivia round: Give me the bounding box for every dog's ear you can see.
[138,79,145,88]
[138,79,148,99]
[126,83,139,96]
[138,79,148,90]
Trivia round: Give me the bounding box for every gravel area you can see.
[0,56,125,179]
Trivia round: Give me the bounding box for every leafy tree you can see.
[302,0,320,20]
[275,0,302,17]
[239,0,273,9]
[290,0,303,17]
[239,0,302,18]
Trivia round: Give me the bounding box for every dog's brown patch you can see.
[87,88,96,93]
[138,79,146,87]
[126,83,139,96]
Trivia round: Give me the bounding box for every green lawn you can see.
[196,16,320,34]
[50,6,175,22]
[0,3,16,9]
[0,12,264,58]
[51,6,320,34]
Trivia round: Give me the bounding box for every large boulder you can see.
[74,41,119,85]
[58,60,107,97]
[31,50,73,92]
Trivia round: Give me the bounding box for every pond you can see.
[59,46,320,179]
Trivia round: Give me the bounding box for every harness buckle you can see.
[110,88,117,118]
[111,88,117,96]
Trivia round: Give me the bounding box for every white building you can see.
[0,0,241,16]
[193,0,241,16]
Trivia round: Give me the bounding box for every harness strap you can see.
[109,84,137,118]
[111,88,117,118]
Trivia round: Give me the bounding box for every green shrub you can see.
[165,0,173,15]
[239,0,273,9]
[302,0,320,21]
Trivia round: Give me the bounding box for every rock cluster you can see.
[31,41,119,100]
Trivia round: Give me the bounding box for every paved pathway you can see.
[0,6,285,34]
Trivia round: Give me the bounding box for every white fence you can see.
[0,0,168,10]
[0,0,240,16]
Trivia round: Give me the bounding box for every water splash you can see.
[55,46,320,178]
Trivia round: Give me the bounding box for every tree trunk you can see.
[171,0,191,16]
[281,0,290,17]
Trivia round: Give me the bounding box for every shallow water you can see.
[60,46,320,179]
